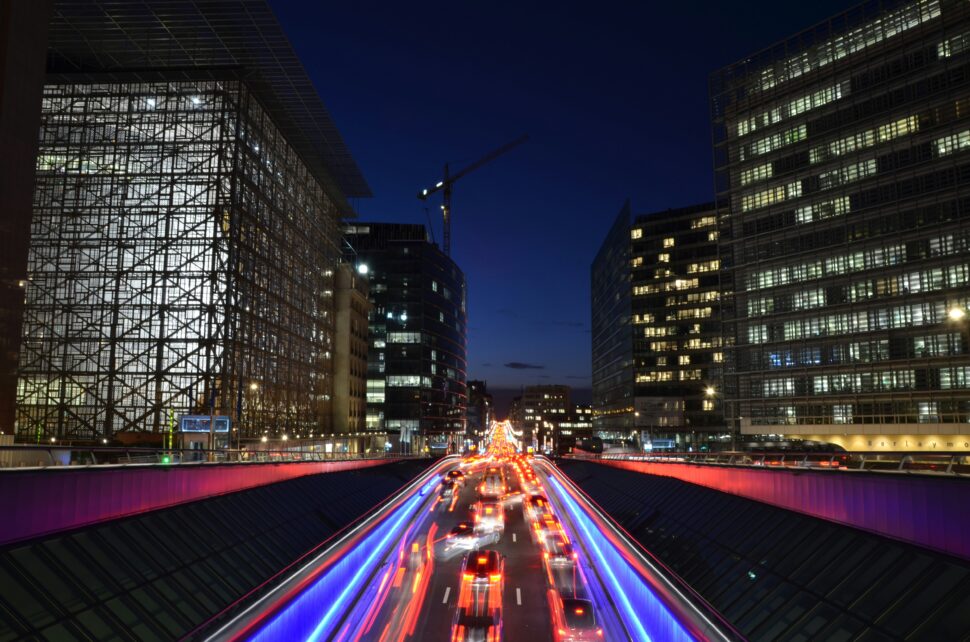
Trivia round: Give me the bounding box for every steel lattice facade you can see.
[17,79,340,442]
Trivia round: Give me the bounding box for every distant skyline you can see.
[271,0,854,400]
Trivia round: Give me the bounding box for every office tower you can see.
[344,223,467,452]
[17,1,369,442]
[711,0,970,449]
[593,203,725,448]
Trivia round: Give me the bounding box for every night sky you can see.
[271,0,853,413]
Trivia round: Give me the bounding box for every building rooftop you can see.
[46,0,371,200]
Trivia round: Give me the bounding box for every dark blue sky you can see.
[271,0,852,405]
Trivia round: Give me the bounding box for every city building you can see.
[591,202,635,434]
[466,379,493,439]
[344,223,467,452]
[333,263,371,433]
[592,202,726,449]
[556,403,595,452]
[711,0,970,451]
[15,1,369,443]
[519,385,571,450]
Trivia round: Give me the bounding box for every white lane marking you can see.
[512,533,517,543]
[516,587,522,606]
[442,586,451,604]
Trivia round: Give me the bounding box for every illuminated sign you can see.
[179,415,231,433]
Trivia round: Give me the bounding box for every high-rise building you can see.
[16,1,369,442]
[711,0,970,450]
[333,263,371,433]
[344,223,467,452]
[592,202,726,448]
[591,202,635,434]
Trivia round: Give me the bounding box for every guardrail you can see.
[194,457,454,641]
[574,450,970,476]
[535,457,743,642]
[0,445,416,470]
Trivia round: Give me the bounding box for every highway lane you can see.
[357,459,555,641]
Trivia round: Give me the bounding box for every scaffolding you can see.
[17,79,340,442]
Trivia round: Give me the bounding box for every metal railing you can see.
[0,445,423,470]
[570,450,970,476]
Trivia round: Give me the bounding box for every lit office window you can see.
[691,216,717,229]
[938,31,970,57]
[795,196,851,224]
[751,0,940,92]
[810,116,917,163]
[663,237,675,248]
[631,228,643,239]
[935,130,970,156]
[741,181,802,212]
[818,159,876,190]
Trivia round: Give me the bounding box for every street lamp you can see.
[947,306,970,354]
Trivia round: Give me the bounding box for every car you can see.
[461,549,504,588]
[543,535,578,567]
[436,522,500,560]
[479,467,506,499]
[473,500,505,533]
[548,593,603,641]
[447,469,467,484]
[533,513,564,544]
[525,494,552,522]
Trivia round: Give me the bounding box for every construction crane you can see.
[417,134,528,256]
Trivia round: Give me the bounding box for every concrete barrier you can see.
[0,458,403,545]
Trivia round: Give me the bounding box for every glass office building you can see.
[344,223,467,451]
[592,202,725,447]
[16,2,369,442]
[712,0,970,450]
[591,203,635,433]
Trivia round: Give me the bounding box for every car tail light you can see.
[597,629,603,637]
[543,551,549,559]
[463,572,474,580]
[490,573,501,582]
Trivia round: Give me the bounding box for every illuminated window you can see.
[810,116,918,163]
[657,357,667,366]
[687,259,720,274]
[632,313,655,324]
[678,355,690,365]
[708,230,719,241]
[703,399,715,411]
[633,284,657,295]
[631,256,644,268]
[663,237,675,248]
[742,124,807,160]
[741,181,802,212]
[750,0,940,93]
[935,130,970,156]
[631,228,643,239]
[818,159,876,190]
[795,196,851,224]
[691,216,717,229]
[737,84,844,138]
[938,32,970,57]
[658,253,670,263]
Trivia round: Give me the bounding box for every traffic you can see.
[357,422,608,641]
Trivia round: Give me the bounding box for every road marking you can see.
[512,533,517,543]
[516,588,522,606]
[442,586,451,604]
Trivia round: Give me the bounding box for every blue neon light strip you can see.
[547,475,694,642]
[248,475,439,641]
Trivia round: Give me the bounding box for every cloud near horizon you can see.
[503,361,545,370]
